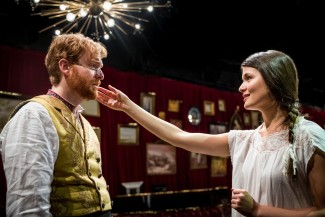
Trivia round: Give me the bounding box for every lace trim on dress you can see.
[254,129,289,152]
[252,126,298,178]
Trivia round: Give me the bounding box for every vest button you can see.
[88,172,92,176]
[101,203,105,208]
[96,158,101,163]
[98,174,102,178]
[97,186,100,190]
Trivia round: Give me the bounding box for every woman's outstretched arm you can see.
[96,85,230,157]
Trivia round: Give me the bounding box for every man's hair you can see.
[45,33,107,85]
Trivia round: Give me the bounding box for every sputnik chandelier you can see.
[27,0,171,41]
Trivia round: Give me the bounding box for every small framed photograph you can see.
[170,119,182,129]
[168,99,181,112]
[190,152,208,169]
[204,100,215,116]
[140,92,156,115]
[158,111,166,120]
[81,99,100,117]
[211,156,228,177]
[218,99,226,112]
[209,122,227,134]
[146,143,177,175]
[117,123,139,145]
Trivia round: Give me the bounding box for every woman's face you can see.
[238,67,274,111]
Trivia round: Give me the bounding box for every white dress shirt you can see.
[0,102,59,217]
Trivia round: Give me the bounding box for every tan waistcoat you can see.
[14,95,112,216]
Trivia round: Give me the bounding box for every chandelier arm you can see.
[98,16,108,35]
[83,16,93,36]
[114,23,127,35]
[38,19,67,33]
[79,16,92,34]
[64,17,82,33]
[109,10,149,22]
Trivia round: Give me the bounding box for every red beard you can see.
[66,67,98,100]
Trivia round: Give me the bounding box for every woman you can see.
[97,50,325,216]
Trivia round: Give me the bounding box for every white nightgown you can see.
[228,117,325,217]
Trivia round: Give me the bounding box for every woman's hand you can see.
[232,188,258,216]
[96,85,129,111]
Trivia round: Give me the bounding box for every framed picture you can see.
[140,92,156,115]
[0,91,27,132]
[209,122,227,134]
[218,99,226,112]
[117,123,139,145]
[251,111,262,128]
[158,111,166,120]
[81,99,100,117]
[204,100,215,116]
[229,106,244,130]
[190,152,208,169]
[92,126,101,142]
[211,156,228,177]
[146,143,177,175]
[170,119,182,129]
[243,112,251,128]
[168,99,181,112]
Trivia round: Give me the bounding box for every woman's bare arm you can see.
[97,85,230,157]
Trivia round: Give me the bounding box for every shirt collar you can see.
[47,89,82,113]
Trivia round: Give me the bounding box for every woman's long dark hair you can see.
[241,50,301,180]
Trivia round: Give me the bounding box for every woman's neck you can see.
[260,108,288,137]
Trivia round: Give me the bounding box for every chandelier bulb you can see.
[66,13,76,22]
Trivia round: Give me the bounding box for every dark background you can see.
[1,0,324,108]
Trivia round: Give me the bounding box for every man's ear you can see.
[58,59,70,75]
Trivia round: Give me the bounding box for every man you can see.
[0,33,112,216]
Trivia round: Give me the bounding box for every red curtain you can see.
[1,44,324,202]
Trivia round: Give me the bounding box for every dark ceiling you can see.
[1,0,324,108]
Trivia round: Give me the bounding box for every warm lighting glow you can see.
[29,0,172,41]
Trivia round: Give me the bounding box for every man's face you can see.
[66,67,98,100]
[66,53,104,100]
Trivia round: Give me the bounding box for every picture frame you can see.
[140,92,156,115]
[203,100,215,116]
[0,91,28,132]
[251,111,262,128]
[81,99,100,117]
[211,156,228,177]
[168,99,181,112]
[146,143,177,175]
[92,126,101,142]
[209,122,228,134]
[158,111,166,120]
[229,106,244,130]
[243,112,251,128]
[190,152,208,169]
[117,123,139,145]
[218,99,226,112]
